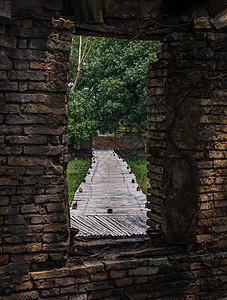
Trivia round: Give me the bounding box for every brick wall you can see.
[0,0,11,21]
[0,2,226,299]
[1,249,227,299]
[146,32,227,251]
[0,17,74,287]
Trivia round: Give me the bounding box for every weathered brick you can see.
[0,81,18,91]
[78,281,113,292]
[2,104,20,114]
[135,276,149,284]
[5,115,46,125]
[196,234,212,243]
[0,197,9,206]
[34,279,55,289]
[6,49,46,60]
[15,281,33,291]
[90,272,108,282]
[56,277,75,286]
[18,39,27,49]
[115,278,132,287]
[8,70,45,81]
[60,285,78,294]
[43,224,66,232]
[30,61,45,69]
[40,288,60,297]
[128,267,158,276]
[31,268,69,280]
[8,157,50,166]
[13,61,29,70]
[24,125,65,135]
[23,19,32,29]
[5,93,48,103]
[0,178,19,186]
[21,204,39,214]
[6,135,47,144]
[23,145,63,155]
[110,270,126,279]
[103,260,138,271]
[0,37,17,48]
[0,71,7,79]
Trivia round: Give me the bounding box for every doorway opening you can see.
[66,35,161,243]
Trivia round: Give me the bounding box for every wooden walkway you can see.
[70,150,148,238]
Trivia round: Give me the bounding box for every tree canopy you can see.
[68,36,161,143]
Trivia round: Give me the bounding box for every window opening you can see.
[67,35,161,242]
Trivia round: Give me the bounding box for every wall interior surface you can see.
[0,0,226,299]
[146,31,227,251]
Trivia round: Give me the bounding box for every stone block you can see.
[0,197,9,206]
[43,224,66,232]
[15,281,33,291]
[8,70,45,81]
[13,61,29,70]
[115,277,132,287]
[34,279,55,289]
[31,268,69,280]
[7,291,39,299]
[60,285,78,294]
[6,48,46,60]
[110,270,126,279]
[128,267,158,276]
[5,115,46,125]
[0,37,16,48]
[46,203,63,213]
[23,145,63,156]
[52,18,74,30]
[0,71,7,79]
[2,104,20,113]
[6,135,47,145]
[24,104,65,114]
[196,234,212,243]
[3,245,26,254]
[0,81,18,91]
[90,272,108,282]
[56,277,75,286]
[21,204,39,214]
[5,93,48,103]
[40,288,60,297]
[23,19,32,29]
[24,125,65,135]
[0,255,9,265]
[8,157,49,166]
[30,38,48,50]
[135,276,149,284]
[18,39,27,49]
[103,260,138,271]
[30,61,45,69]
[26,243,42,252]
[78,281,114,292]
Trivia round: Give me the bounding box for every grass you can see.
[67,157,91,206]
[125,155,150,195]
[67,154,149,206]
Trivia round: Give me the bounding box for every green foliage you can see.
[68,90,97,143]
[67,157,91,205]
[125,155,150,195]
[68,36,162,143]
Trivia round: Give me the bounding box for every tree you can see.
[68,37,161,143]
[68,90,97,143]
[69,35,94,93]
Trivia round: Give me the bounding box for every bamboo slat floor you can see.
[70,150,148,238]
